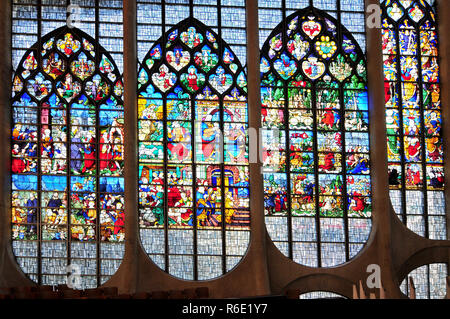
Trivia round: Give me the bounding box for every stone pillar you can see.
[243,0,271,295]
[436,0,450,276]
[436,0,450,242]
[0,0,32,287]
[121,0,139,293]
[106,0,139,294]
[364,0,398,298]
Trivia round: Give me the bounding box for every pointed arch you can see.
[381,0,446,240]
[11,26,125,287]
[260,7,372,267]
[137,18,250,281]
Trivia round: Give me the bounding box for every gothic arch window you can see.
[382,0,446,239]
[260,7,372,267]
[137,18,250,281]
[11,24,125,287]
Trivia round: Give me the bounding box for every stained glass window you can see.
[137,1,250,281]
[260,3,372,267]
[382,0,446,240]
[11,0,124,288]
[400,263,448,299]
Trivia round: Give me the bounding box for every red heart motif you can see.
[302,20,321,39]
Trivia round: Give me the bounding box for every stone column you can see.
[364,0,398,298]
[106,0,139,294]
[244,0,271,295]
[436,0,450,268]
[0,0,32,287]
